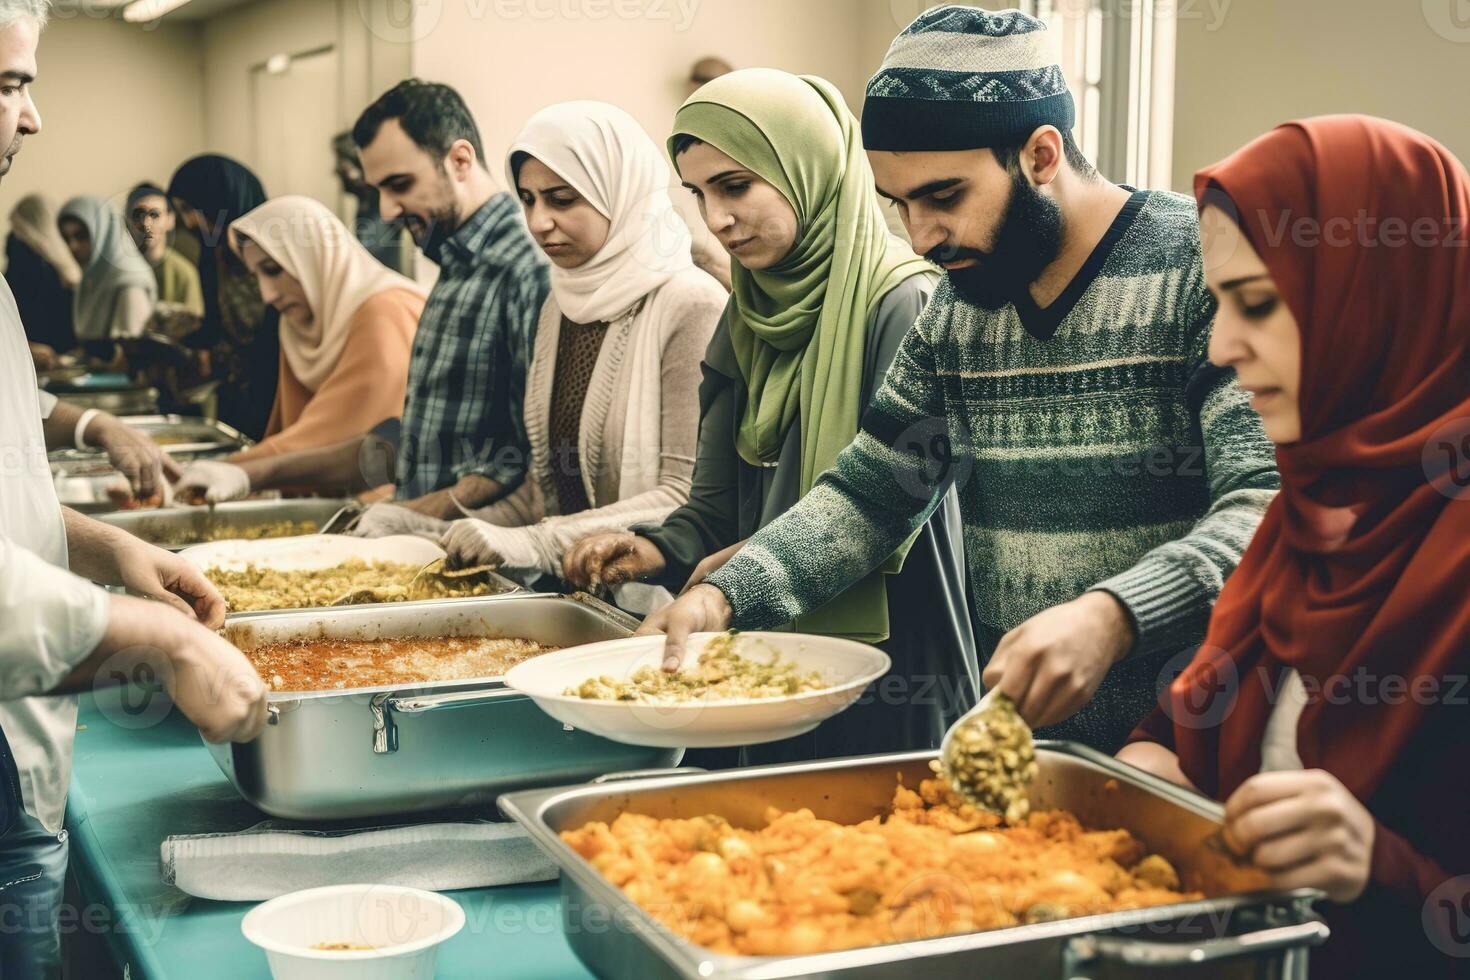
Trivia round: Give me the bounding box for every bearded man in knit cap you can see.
[645,5,1280,752]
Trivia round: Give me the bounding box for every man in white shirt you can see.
[0,5,270,975]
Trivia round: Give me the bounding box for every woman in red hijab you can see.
[1118,115,1470,977]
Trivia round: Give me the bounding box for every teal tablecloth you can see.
[66,689,597,979]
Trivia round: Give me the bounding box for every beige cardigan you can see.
[466,265,725,572]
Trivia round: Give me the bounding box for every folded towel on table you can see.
[161,818,558,901]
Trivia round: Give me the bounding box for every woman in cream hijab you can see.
[211,196,421,460]
[431,100,726,610]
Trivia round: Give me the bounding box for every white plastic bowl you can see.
[504,631,891,748]
[242,884,464,980]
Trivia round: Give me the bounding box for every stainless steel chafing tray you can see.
[96,498,355,550]
[49,413,250,463]
[499,745,1327,980]
[211,594,679,820]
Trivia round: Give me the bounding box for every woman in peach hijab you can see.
[222,195,422,460]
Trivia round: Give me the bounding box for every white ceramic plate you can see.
[178,534,444,572]
[504,632,891,749]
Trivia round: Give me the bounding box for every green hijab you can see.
[670,69,932,641]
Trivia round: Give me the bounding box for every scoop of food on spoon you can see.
[940,689,1039,824]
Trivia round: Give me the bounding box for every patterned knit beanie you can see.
[862,5,1075,152]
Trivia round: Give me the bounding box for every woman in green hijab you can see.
[566,69,978,761]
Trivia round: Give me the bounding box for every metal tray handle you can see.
[1065,919,1329,973]
[566,591,642,633]
[371,687,527,753]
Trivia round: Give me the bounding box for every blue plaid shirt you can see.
[395,193,549,499]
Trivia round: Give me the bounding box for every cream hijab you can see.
[229,196,425,392]
[505,100,693,323]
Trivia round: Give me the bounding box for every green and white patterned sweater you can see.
[706,190,1280,750]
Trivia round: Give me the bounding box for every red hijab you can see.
[1169,116,1470,801]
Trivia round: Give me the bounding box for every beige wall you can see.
[407,0,931,247]
[3,16,204,240]
[410,0,877,157]
[1172,0,1470,191]
[199,0,343,164]
[199,0,412,202]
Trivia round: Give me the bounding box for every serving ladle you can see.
[330,557,498,606]
[939,689,1039,824]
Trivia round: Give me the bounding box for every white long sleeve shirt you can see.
[1,281,110,833]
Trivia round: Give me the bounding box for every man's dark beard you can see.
[412,201,463,261]
[927,170,1064,311]
[411,169,465,262]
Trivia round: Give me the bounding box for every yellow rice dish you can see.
[206,559,506,612]
[561,771,1200,957]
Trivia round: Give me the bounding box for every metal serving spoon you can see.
[329,557,498,606]
[939,689,1039,824]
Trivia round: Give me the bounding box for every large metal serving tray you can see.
[500,746,1327,980]
[212,594,681,820]
[49,413,250,463]
[51,385,160,416]
[96,498,355,550]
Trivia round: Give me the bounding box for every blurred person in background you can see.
[167,153,280,440]
[173,195,421,496]
[57,194,156,346]
[333,129,408,274]
[5,192,76,367]
[686,54,733,98]
[126,181,204,320]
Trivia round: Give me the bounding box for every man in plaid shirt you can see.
[174,80,549,521]
[354,80,549,516]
